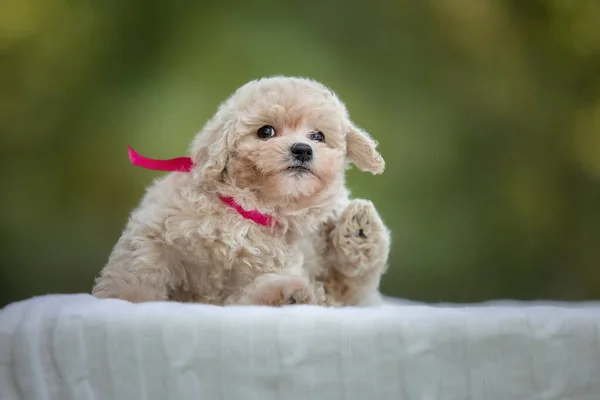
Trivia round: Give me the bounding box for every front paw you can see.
[312,281,327,306]
[331,199,389,277]
[281,278,317,305]
[243,275,319,306]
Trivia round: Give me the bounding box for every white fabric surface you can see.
[1,294,600,400]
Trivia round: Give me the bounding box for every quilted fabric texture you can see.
[1,294,600,400]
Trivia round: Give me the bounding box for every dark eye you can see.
[310,131,325,143]
[257,125,276,139]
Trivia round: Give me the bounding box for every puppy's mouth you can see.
[285,164,313,176]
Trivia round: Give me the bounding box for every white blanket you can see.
[1,294,600,400]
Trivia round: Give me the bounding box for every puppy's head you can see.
[190,76,384,206]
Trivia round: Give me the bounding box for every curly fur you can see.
[92,76,391,306]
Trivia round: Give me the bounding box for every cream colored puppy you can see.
[92,76,390,306]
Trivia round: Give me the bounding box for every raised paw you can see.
[331,199,389,277]
[345,199,380,240]
[338,199,384,244]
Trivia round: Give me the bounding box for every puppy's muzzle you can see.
[290,143,313,162]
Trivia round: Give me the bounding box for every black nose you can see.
[290,143,313,162]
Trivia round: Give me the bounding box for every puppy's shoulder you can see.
[126,173,211,227]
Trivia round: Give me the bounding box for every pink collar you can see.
[128,146,277,227]
[217,195,276,227]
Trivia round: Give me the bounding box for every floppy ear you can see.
[346,122,385,174]
[189,114,234,181]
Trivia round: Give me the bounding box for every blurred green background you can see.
[2,0,600,307]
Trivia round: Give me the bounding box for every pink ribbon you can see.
[128,146,193,172]
[127,146,276,227]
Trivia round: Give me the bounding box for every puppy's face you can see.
[227,95,347,202]
[190,77,385,206]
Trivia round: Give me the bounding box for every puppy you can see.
[92,76,390,306]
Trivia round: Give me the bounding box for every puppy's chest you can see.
[177,219,298,272]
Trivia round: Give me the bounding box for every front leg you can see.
[92,235,178,303]
[323,199,390,306]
